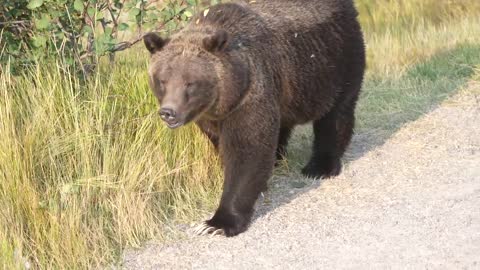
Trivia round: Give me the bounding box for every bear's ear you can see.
[143,32,167,54]
[203,30,229,53]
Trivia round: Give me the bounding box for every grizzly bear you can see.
[143,0,365,236]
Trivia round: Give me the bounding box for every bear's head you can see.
[144,29,249,129]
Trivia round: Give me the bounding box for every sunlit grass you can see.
[357,0,480,77]
[1,0,480,268]
[0,60,222,268]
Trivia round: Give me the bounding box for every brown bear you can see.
[143,0,365,237]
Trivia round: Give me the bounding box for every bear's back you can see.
[250,0,357,33]
[186,0,364,123]
[249,0,363,123]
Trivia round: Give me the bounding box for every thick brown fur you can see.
[144,0,365,236]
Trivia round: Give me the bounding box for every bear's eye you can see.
[185,82,196,101]
[154,77,166,87]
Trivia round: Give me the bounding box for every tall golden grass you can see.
[0,61,222,268]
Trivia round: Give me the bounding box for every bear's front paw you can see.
[193,210,250,237]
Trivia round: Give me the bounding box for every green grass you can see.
[1,0,480,268]
[358,44,480,133]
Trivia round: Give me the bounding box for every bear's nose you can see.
[159,107,177,122]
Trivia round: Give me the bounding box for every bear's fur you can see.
[144,0,365,236]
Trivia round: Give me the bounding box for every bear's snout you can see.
[159,107,184,129]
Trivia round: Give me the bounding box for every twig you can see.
[0,21,30,25]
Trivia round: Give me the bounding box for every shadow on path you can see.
[254,43,480,219]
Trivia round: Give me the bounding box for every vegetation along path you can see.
[121,79,480,268]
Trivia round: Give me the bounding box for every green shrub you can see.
[0,0,203,76]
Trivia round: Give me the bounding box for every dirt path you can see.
[121,84,480,269]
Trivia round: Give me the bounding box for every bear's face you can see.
[144,31,229,129]
[148,53,219,129]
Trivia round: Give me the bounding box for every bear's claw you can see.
[192,222,225,236]
[211,229,224,236]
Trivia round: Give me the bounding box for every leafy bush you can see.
[0,0,209,76]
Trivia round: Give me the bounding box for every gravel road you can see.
[122,84,480,269]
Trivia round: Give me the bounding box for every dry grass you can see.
[357,0,480,77]
[1,0,480,268]
[0,62,222,268]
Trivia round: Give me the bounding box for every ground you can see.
[120,81,480,269]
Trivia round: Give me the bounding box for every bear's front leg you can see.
[194,103,279,237]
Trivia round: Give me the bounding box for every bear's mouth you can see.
[165,121,184,129]
[159,110,186,129]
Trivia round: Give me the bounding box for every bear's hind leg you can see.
[301,109,342,179]
[335,99,356,159]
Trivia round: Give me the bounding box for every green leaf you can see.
[124,1,134,9]
[27,0,43,10]
[82,25,93,34]
[48,10,61,21]
[161,9,172,20]
[87,7,96,18]
[104,27,113,36]
[73,0,84,13]
[143,21,155,29]
[35,15,51,29]
[118,23,129,31]
[95,12,104,20]
[55,32,65,39]
[184,10,193,18]
[65,57,75,65]
[186,0,196,6]
[165,20,176,31]
[129,7,140,17]
[32,36,47,47]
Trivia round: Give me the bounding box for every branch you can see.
[108,6,188,53]
[79,3,189,60]
[115,0,127,23]
[0,21,30,25]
